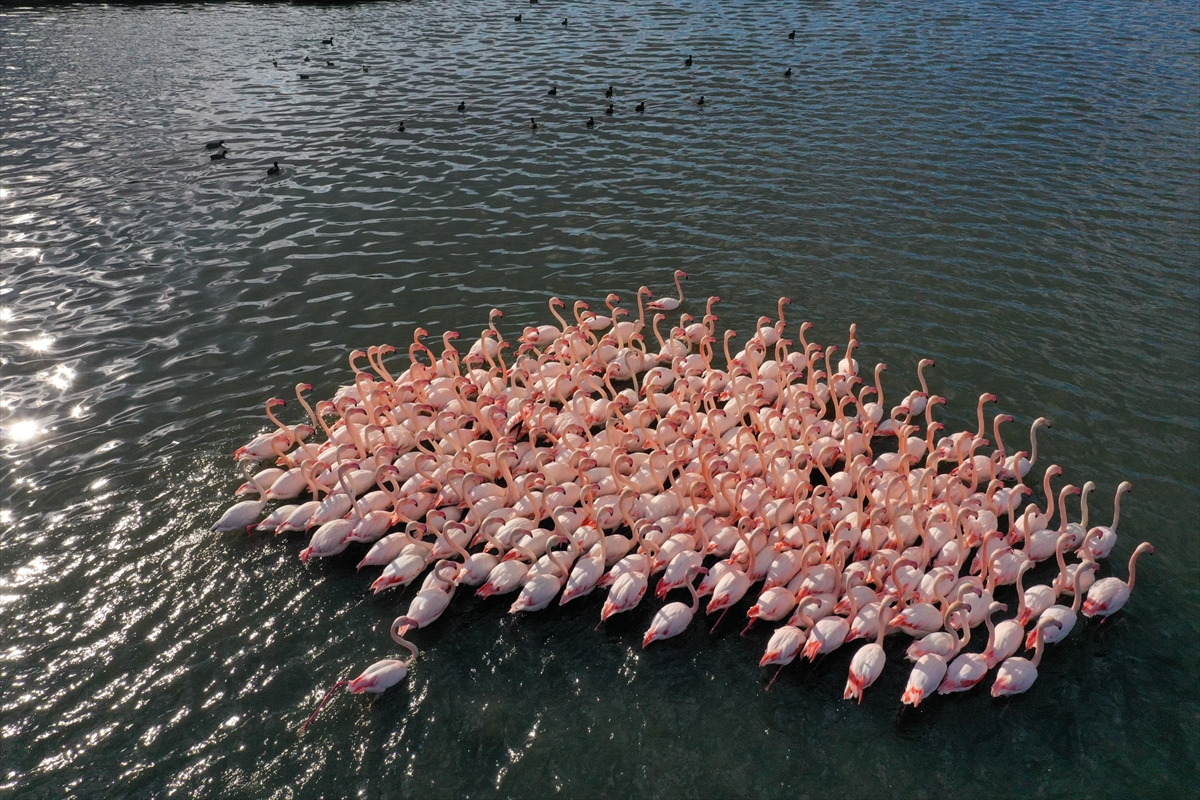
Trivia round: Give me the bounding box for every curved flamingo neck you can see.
[1126,543,1152,591]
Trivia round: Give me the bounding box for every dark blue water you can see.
[2,1,1197,796]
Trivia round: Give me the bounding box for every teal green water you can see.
[2,1,1197,797]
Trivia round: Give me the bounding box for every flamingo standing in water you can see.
[844,596,895,703]
[647,270,688,312]
[643,566,707,647]
[212,465,270,532]
[394,562,462,635]
[900,601,968,708]
[991,616,1061,697]
[1083,482,1133,560]
[1027,563,1098,650]
[939,602,1006,694]
[1083,542,1154,619]
[300,630,419,732]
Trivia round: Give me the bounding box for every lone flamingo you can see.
[300,630,419,732]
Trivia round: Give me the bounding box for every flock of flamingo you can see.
[210,271,1153,729]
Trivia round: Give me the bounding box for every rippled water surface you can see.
[2,0,1198,796]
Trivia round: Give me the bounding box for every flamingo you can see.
[991,616,1061,697]
[843,597,895,703]
[1083,481,1132,560]
[212,465,270,532]
[510,536,574,613]
[300,630,419,732]
[647,270,688,312]
[643,566,707,647]
[1083,542,1154,619]
[1028,563,1098,649]
[939,602,1006,694]
[900,601,967,707]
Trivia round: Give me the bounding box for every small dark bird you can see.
[322,37,333,45]
[515,13,522,21]
[530,117,538,130]
[205,139,224,150]
[605,84,613,98]
[547,85,557,96]
[362,65,368,73]
[697,95,705,107]
[458,101,466,112]
[635,101,645,113]
[267,161,281,175]
[300,74,310,79]
[398,122,406,132]
[605,103,614,116]
[304,56,310,62]
[788,29,796,40]
[326,60,334,67]
[562,17,568,26]
[210,150,227,161]
[685,54,693,67]
[272,59,278,67]
[529,0,537,4]
[785,67,792,78]
[586,116,595,128]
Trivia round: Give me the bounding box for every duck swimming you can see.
[267,161,281,176]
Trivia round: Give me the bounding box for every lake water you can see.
[2,0,1197,796]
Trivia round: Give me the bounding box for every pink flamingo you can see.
[900,601,968,707]
[647,270,688,312]
[643,566,707,647]
[991,616,1061,697]
[1027,562,1098,649]
[1083,541,1154,619]
[843,597,895,703]
[939,601,1006,694]
[1083,481,1132,560]
[300,630,419,732]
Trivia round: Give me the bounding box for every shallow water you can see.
[2,0,1197,796]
